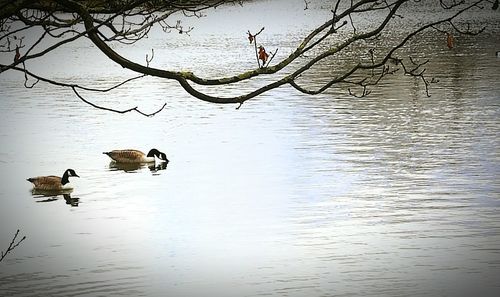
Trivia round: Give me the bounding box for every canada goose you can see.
[103,148,169,163]
[27,169,80,190]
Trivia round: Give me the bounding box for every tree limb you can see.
[0,0,491,115]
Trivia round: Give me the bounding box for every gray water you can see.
[1,1,499,296]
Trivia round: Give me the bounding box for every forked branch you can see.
[0,229,26,262]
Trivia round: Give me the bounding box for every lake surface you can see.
[1,1,499,296]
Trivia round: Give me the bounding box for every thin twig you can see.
[0,229,26,262]
[72,87,167,117]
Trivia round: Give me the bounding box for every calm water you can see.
[1,1,499,296]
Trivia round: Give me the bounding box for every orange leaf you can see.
[258,46,269,64]
[248,32,254,44]
[14,46,20,62]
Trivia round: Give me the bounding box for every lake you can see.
[1,1,499,296]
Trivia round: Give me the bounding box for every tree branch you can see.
[3,64,165,116]
[0,0,490,114]
[0,229,26,262]
[71,87,167,117]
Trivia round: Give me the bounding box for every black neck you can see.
[61,170,70,185]
[147,149,158,158]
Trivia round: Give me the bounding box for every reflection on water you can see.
[0,1,499,297]
[108,161,168,173]
[31,188,74,196]
[31,188,80,207]
[62,194,80,207]
[34,193,80,207]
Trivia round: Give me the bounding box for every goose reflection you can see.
[31,187,73,196]
[31,190,80,207]
[108,161,167,173]
[62,194,79,206]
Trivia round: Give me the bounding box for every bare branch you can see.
[289,0,485,97]
[1,229,26,262]
[72,87,167,117]
[2,64,163,116]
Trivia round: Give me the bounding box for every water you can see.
[1,1,499,296]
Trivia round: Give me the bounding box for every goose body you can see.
[27,169,79,191]
[103,148,168,164]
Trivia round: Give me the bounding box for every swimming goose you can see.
[27,169,80,190]
[103,148,169,163]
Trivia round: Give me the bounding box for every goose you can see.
[27,169,80,191]
[103,148,169,164]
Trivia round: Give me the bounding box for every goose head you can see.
[147,148,169,163]
[61,168,80,185]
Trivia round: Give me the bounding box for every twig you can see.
[0,229,26,262]
[5,64,164,117]
[146,48,154,67]
[248,27,265,68]
[264,48,279,68]
[72,87,167,117]
[22,62,39,88]
[348,0,357,34]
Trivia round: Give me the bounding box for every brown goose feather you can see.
[104,149,149,163]
[28,176,66,190]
